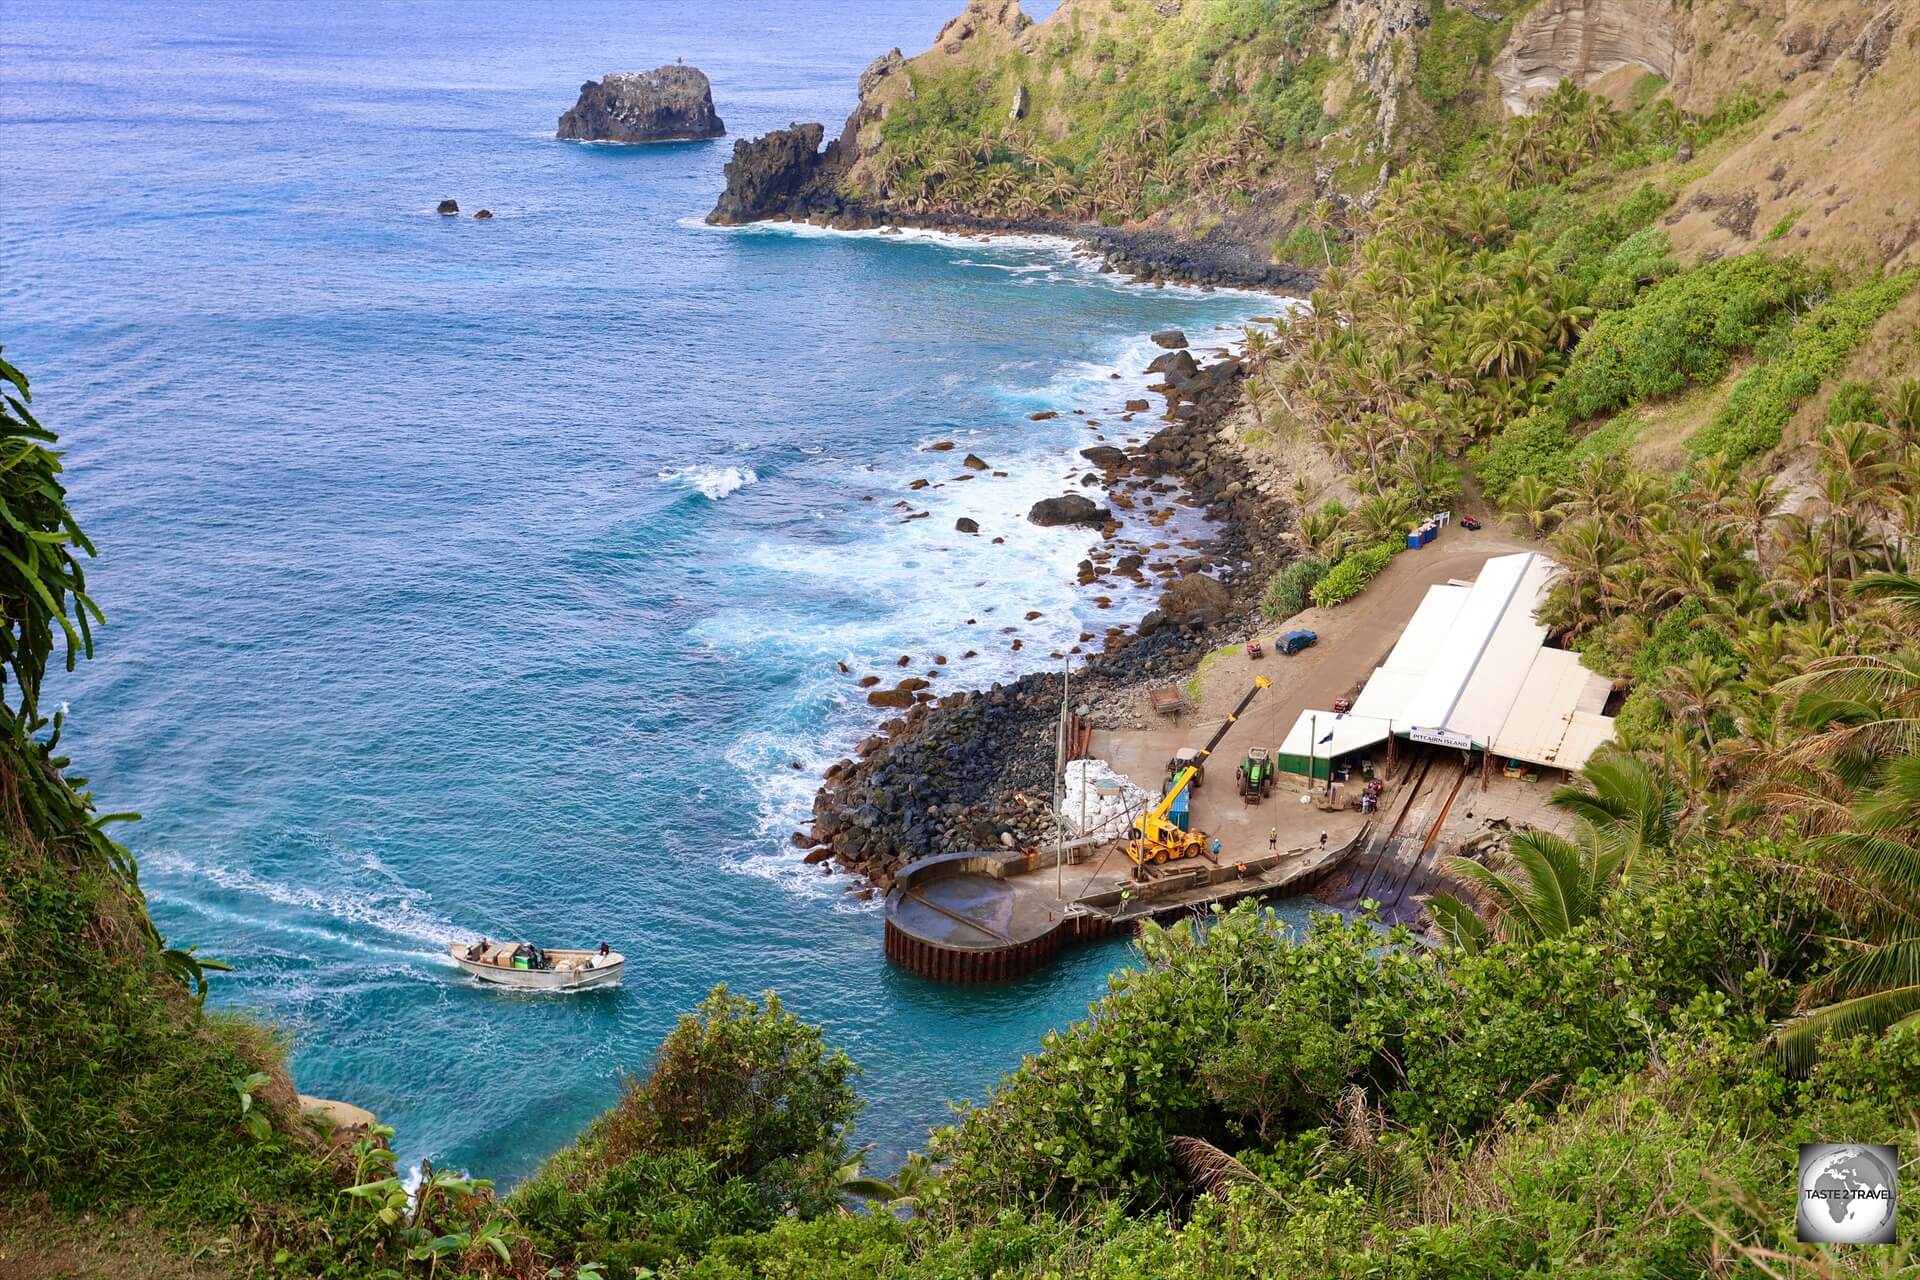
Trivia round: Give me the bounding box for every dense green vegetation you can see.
[508,988,862,1272]
[1258,554,1325,619]
[1307,542,1394,607]
[860,0,1342,223]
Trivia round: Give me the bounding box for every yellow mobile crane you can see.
[1127,675,1272,866]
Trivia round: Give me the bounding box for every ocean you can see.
[0,0,1309,1182]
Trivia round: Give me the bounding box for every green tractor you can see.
[1167,746,1206,791]
[1238,747,1276,803]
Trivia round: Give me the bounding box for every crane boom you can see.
[1129,675,1272,866]
[1197,674,1272,761]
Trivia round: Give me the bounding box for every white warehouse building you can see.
[1275,552,1616,781]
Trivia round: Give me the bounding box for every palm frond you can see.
[1771,982,1920,1073]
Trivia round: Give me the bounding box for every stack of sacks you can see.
[1058,759,1152,840]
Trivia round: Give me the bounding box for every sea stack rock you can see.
[436,199,459,215]
[557,65,725,143]
[707,122,836,225]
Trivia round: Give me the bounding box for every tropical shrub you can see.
[513,987,861,1235]
[1553,253,1810,421]
[1688,268,1917,463]
[1260,556,1327,619]
[1310,543,1395,607]
[1472,410,1575,502]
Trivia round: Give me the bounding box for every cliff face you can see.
[706,0,1918,281]
[1661,0,1918,272]
[1493,0,1891,116]
[557,65,725,142]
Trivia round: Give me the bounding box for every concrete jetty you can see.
[883,827,1365,982]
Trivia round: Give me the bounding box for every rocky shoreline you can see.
[797,338,1300,891]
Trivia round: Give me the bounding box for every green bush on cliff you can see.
[1309,543,1394,608]
[916,849,1825,1217]
[0,352,336,1226]
[1689,268,1919,464]
[1260,556,1326,619]
[510,986,861,1271]
[1553,253,1812,422]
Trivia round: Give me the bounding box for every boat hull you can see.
[447,943,623,991]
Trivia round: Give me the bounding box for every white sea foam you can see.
[143,848,472,947]
[686,215,1302,304]
[653,259,1266,905]
[658,464,759,500]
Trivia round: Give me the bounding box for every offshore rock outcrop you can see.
[557,66,725,142]
[706,123,853,225]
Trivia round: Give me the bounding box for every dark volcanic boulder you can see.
[1158,572,1231,621]
[1147,350,1200,382]
[558,66,725,143]
[1079,445,1128,469]
[1028,494,1111,527]
[1151,329,1189,349]
[707,123,833,224]
[436,199,459,215]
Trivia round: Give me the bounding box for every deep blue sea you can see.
[1,1,1297,1182]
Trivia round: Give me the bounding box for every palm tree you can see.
[1726,473,1782,575]
[1549,752,1679,883]
[1783,574,1920,763]
[1430,829,1622,948]
[1658,652,1734,753]
[1304,199,1339,267]
[1467,296,1546,386]
[1773,751,1920,1071]
[1354,490,1415,543]
[1505,474,1557,537]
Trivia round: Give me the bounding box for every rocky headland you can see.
[558,65,725,143]
[706,120,1317,291]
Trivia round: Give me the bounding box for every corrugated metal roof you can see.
[1278,709,1393,760]
[1448,554,1558,746]
[1351,667,1425,722]
[1331,551,1617,770]
[1401,552,1535,740]
[1556,711,1619,772]
[1380,584,1471,676]
[1491,648,1606,766]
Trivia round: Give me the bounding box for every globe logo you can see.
[1798,1144,1898,1244]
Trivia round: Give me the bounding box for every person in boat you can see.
[466,938,488,961]
[598,942,610,958]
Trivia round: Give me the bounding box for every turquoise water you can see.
[2,1,1303,1181]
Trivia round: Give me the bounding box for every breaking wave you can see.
[658,464,759,500]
